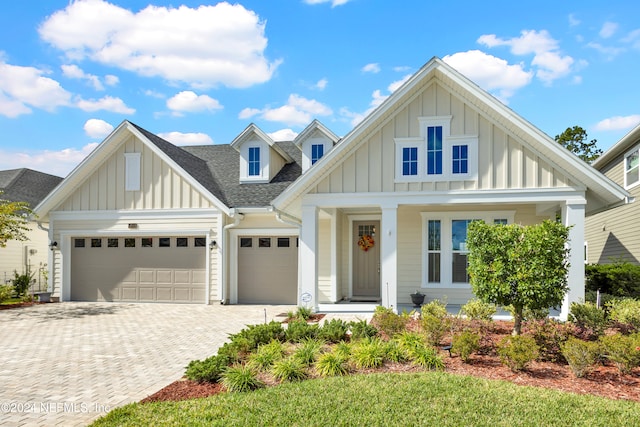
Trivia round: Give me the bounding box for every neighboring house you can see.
[0,168,63,286]
[34,57,628,320]
[585,123,640,264]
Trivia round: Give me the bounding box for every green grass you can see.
[91,372,640,427]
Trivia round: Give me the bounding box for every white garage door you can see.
[237,236,298,304]
[71,236,206,303]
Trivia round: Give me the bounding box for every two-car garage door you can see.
[71,236,206,303]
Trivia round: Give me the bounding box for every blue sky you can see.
[1,0,639,177]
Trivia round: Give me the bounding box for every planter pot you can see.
[410,293,425,308]
[35,292,52,303]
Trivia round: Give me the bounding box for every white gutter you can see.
[274,207,302,227]
[220,209,244,304]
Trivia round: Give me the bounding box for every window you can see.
[176,238,188,247]
[277,237,290,248]
[91,238,102,248]
[625,147,639,188]
[159,238,170,247]
[422,211,514,287]
[194,237,206,247]
[311,143,324,165]
[452,145,468,174]
[74,238,85,248]
[248,147,260,176]
[427,126,443,175]
[141,238,153,248]
[125,238,136,248]
[259,237,271,248]
[402,147,418,176]
[240,237,252,248]
[107,238,118,248]
[125,153,141,191]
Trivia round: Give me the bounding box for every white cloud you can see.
[242,94,332,126]
[0,143,98,177]
[594,115,640,131]
[315,78,328,90]
[144,89,165,99]
[388,74,411,93]
[443,50,533,101]
[341,76,410,128]
[599,21,618,39]
[568,14,580,27]
[303,0,351,7]
[83,118,114,138]
[157,131,213,145]
[478,30,576,84]
[269,128,298,141]
[166,91,223,116]
[586,42,625,59]
[61,64,104,90]
[0,60,71,117]
[39,1,281,89]
[104,75,119,86]
[76,95,135,114]
[362,63,381,73]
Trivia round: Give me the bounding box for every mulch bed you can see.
[0,301,45,310]
[142,319,640,404]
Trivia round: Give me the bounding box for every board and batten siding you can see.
[57,135,214,212]
[311,81,574,196]
[317,218,332,302]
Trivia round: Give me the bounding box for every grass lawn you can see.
[91,371,640,427]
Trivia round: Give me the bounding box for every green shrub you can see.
[271,357,308,382]
[351,337,387,369]
[523,319,579,362]
[395,331,425,353]
[569,301,608,337]
[229,321,286,353]
[599,333,640,375]
[408,344,445,370]
[285,319,319,342]
[586,261,640,298]
[585,290,617,307]
[607,299,640,331]
[451,330,481,362]
[384,339,409,363]
[315,352,349,377]
[421,314,450,346]
[371,306,408,338]
[184,354,230,383]
[460,299,496,321]
[11,269,34,297]
[421,299,448,318]
[348,319,378,340]
[246,340,285,371]
[287,306,313,321]
[0,284,14,303]
[221,364,264,392]
[497,335,539,372]
[333,341,352,358]
[318,319,350,343]
[561,337,599,378]
[293,338,324,366]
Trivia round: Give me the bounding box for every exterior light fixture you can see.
[210,240,218,249]
[49,241,58,251]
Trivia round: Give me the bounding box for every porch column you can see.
[300,204,319,310]
[381,203,398,311]
[560,202,586,321]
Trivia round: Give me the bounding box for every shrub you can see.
[246,340,285,371]
[221,364,264,392]
[293,338,324,366]
[271,357,308,382]
[229,321,286,353]
[421,299,448,318]
[318,319,350,343]
[315,352,349,377]
[0,284,14,303]
[384,339,409,363]
[586,261,640,298]
[460,299,496,321]
[523,319,578,362]
[497,335,539,372]
[348,319,378,340]
[351,337,387,369]
[599,333,640,375]
[607,299,640,332]
[285,319,319,342]
[409,345,445,370]
[569,301,608,337]
[421,314,450,346]
[333,341,352,358]
[371,306,407,338]
[287,306,314,321]
[11,269,34,297]
[451,330,481,362]
[185,354,230,383]
[561,337,599,378]
[395,331,425,354]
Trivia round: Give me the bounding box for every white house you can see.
[34,57,628,319]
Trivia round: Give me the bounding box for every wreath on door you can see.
[358,234,375,252]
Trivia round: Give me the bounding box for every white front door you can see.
[352,220,381,300]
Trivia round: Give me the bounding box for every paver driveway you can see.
[0,302,297,426]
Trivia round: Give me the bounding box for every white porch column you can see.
[300,205,319,310]
[560,202,586,321]
[381,203,398,311]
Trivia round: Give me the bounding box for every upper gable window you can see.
[124,153,141,191]
[239,142,269,183]
[395,116,477,182]
[248,147,260,176]
[311,143,324,165]
[625,146,639,189]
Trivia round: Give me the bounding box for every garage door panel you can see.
[138,287,154,301]
[139,270,155,284]
[173,288,191,302]
[121,287,138,300]
[174,270,191,284]
[156,270,173,284]
[156,287,173,302]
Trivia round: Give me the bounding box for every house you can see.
[0,168,63,286]
[34,57,628,320]
[585,123,640,264]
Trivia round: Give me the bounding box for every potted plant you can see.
[410,290,425,308]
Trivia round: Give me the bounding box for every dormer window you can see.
[248,147,261,176]
[311,143,324,165]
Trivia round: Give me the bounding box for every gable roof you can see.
[593,123,640,170]
[273,56,629,216]
[293,119,340,147]
[0,168,63,208]
[230,123,294,163]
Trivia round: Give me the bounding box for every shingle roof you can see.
[130,122,302,209]
[0,169,63,208]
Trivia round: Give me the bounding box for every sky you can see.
[0,0,639,178]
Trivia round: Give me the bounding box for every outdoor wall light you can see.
[49,241,58,251]
[210,240,218,249]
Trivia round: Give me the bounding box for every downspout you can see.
[220,209,244,304]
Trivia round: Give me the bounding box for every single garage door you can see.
[238,236,298,304]
[71,236,206,303]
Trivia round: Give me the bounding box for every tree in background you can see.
[0,193,33,248]
[555,126,602,163]
[466,220,571,335]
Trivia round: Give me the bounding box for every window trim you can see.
[311,143,324,165]
[420,211,515,289]
[124,152,141,191]
[624,145,640,189]
[240,142,269,183]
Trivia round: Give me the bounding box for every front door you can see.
[352,220,381,300]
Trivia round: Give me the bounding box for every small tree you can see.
[466,220,570,335]
[0,194,33,248]
[555,126,602,163]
